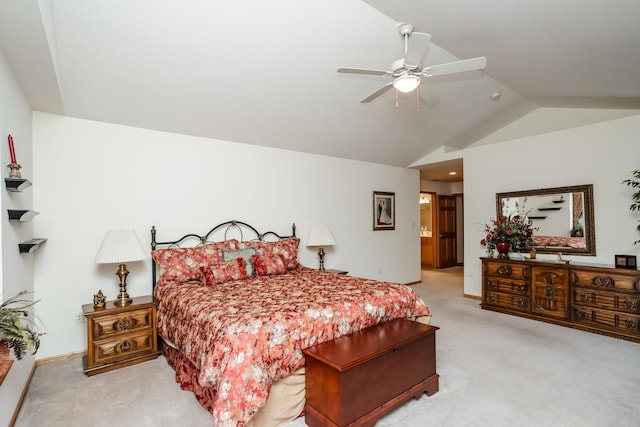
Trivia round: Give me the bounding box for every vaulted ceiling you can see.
[1,0,639,179]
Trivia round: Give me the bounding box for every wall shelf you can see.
[528,216,547,220]
[538,207,562,211]
[8,209,40,222]
[4,178,32,192]
[19,238,47,254]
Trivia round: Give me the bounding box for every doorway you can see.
[419,193,435,268]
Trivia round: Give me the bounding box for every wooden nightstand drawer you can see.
[91,307,154,339]
[92,330,155,365]
[82,295,159,376]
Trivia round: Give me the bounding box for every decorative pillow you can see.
[200,257,249,286]
[252,254,287,276]
[151,239,239,284]
[239,237,300,270]
[223,247,258,276]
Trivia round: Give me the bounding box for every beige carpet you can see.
[15,267,640,426]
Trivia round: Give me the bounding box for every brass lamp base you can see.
[114,263,132,306]
[317,247,326,271]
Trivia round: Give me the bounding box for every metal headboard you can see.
[150,220,296,288]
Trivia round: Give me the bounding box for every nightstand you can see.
[82,295,159,376]
[325,269,348,275]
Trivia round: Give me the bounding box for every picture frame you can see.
[615,254,637,270]
[373,191,395,231]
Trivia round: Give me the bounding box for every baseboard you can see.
[8,361,36,427]
[463,293,481,300]
[36,350,85,367]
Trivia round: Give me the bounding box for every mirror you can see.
[496,184,595,256]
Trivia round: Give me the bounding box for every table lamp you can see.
[95,229,147,306]
[307,224,336,270]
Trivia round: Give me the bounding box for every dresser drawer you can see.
[90,307,154,339]
[484,290,529,311]
[571,305,640,335]
[573,288,640,313]
[572,269,640,292]
[91,330,156,366]
[484,261,530,280]
[485,277,529,295]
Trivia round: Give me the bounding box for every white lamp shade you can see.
[307,224,336,247]
[95,229,147,264]
[393,75,421,93]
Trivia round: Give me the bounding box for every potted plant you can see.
[622,169,640,245]
[0,291,42,360]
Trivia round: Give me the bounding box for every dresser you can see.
[481,258,640,343]
[82,295,159,376]
[303,319,439,427]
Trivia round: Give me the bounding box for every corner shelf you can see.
[19,238,47,254]
[8,209,40,222]
[4,178,32,192]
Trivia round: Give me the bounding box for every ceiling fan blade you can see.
[422,56,487,77]
[361,82,394,103]
[337,67,391,77]
[404,32,431,70]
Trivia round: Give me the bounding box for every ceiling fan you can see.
[338,24,487,103]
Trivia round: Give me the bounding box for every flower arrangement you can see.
[480,214,537,256]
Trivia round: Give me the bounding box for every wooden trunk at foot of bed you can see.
[303,318,439,427]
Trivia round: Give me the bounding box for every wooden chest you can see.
[303,318,439,427]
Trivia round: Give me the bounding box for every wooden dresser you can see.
[481,258,640,343]
[303,318,439,427]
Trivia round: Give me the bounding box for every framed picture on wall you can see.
[373,191,395,231]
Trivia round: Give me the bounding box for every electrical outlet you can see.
[75,313,84,324]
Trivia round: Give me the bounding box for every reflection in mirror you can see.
[496,184,595,256]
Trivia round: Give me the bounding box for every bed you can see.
[150,220,432,427]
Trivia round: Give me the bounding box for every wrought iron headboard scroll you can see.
[150,220,297,288]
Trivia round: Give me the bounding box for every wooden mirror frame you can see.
[496,184,595,256]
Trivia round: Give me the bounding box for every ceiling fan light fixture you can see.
[393,75,420,93]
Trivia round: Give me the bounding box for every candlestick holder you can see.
[7,163,22,178]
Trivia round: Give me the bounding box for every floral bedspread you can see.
[154,266,430,426]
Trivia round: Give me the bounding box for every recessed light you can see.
[490,91,502,101]
[449,171,457,175]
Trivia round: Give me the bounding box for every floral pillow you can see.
[252,255,287,276]
[152,239,239,284]
[239,237,300,270]
[200,257,249,286]
[222,247,258,276]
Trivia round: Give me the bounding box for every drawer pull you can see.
[593,276,614,288]
[487,293,496,302]
[120,340,132,352]
[497,266,512,277]
[624,299,637,309]
[545,285,554,297]
[577,293,588,302]
[119,317,132,330]
[577,310,588,320]
[514,298,525,307]
[487,279,497,289]
[515,284,525,293]
[624,318,637,329]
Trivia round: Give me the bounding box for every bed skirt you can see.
[161,314,430,426]
[163,344,306,426]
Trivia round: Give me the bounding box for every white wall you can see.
[0,52,36,427]
[462,112,640,296]
[32,112,421,359]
